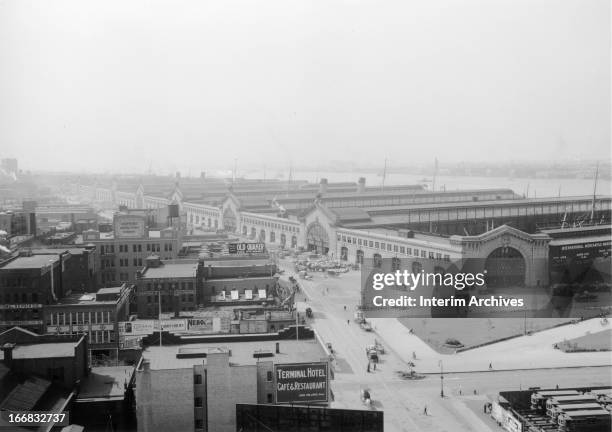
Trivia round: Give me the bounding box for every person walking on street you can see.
[412,351,417,360]
[423,406,428,416]
[489,362,493,370]
[367,363,371,373]
[347,319,350,325]
[344,305,347,311]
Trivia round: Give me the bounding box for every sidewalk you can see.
[371,317,612,373]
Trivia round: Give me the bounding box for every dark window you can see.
[194,397,202,407]
[195,419,203,429]
[194,374,202,384]
[267,393,273,403]
[267,371,273,381]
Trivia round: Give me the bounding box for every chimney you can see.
[1,343,15,367]
[319,178,328,194]
[357,177,366,193]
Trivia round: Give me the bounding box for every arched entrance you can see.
[485,246,526,288]
[356,250,364,264]
[340,246,348,261]
[223,208,238,232]
[306,222,329,255]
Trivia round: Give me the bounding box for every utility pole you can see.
[439,360,444,398]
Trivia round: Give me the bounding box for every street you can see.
[280,259,612,432]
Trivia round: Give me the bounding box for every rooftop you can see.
[6,342,79,359]
[0,255,59,270]
[200,259,273,267]
[141,339,326,370]
[141,262,198,279]
[76,366,135,401]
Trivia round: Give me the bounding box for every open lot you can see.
[398,317,573,353]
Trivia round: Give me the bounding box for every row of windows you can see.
[119,258,143,267]
[47,310,112,326]
[107,243,172,253]
[142,281,194,291]
[242,217,299,233]
[3,292,39,303]
[337,233,451,261]
[145,294,194,303]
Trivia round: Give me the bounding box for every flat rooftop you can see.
[50,292,116,306]
[0,255,59,270]
[4,342,79,360]
[96,286,123,295]
[141,262,198,279]
[142,339,326,370]
[200,259,273,267]
[76,366,135,401]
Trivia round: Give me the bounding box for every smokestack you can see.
[357,177,366,193]
[319,178,328,194]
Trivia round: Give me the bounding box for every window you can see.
[380,242,385,250]
[406,248,412,255]
[195,420,203,429]
[436,253,442,260]
[413,249,419,257]
[428,252,434,259]
[267,371,273,382]
[369,240,373,247]
[421,250,427,258]
[194,374,202,384]
[400,247,405,254]
[444,254,450,262]
[138,244,142,252]
[146,244,151,251]
[267,393,273,403]
[394,245,398,252]
[194,397,202,407]
[133,245,137,252]
[358,239,362,246]
[374,242,379,249]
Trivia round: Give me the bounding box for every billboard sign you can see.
[114,215,146,239]
[274,362,329,404]
[228,242,266,254]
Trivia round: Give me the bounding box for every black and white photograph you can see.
[0,0,610,431]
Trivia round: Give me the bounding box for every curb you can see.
[417,364,612,375]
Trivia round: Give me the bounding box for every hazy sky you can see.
[0,0,610,174]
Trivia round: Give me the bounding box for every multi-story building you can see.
[199,257,276,305]
[135,338,329,432]
[80,213,181,287]
[32,247,98,293]
[0,251,65,333]
[135,257,199,318]
[43,283,133,360]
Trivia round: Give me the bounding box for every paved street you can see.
[280,259,612,432]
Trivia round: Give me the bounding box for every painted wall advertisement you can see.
[228,242,266,254]
[274,362,329,404]
[114,215,146,239]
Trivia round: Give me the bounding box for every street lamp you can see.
[438,360,444,398]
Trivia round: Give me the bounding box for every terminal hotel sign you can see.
[274,362,329,404]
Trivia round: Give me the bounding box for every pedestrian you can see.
[489,362,492,370]
[412,351,417,360]
[423,406,428,416]
[344,305,347,311]
[373,362,376,371]
[556,384,559,390]
[347,319,350,325]
[367,363,371,373]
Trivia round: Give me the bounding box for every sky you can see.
[0,0,610,174]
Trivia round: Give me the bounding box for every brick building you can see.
[135,257,200,318]
[44,284,133,360]
[80,213,181,287]
[0,252,64,333]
